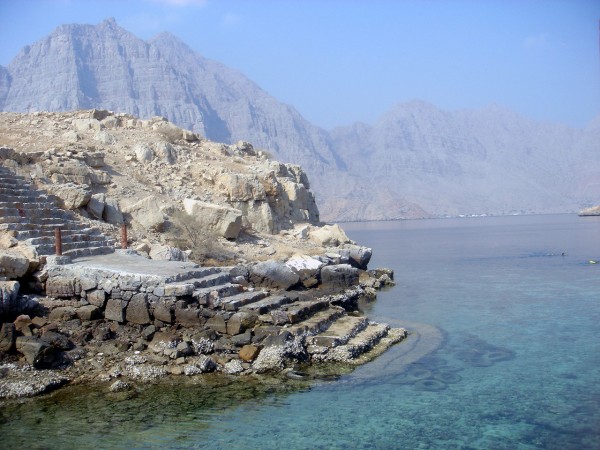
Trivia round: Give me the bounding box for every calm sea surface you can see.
[2,214,599,449]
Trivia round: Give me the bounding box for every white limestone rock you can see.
[183,199,242,239]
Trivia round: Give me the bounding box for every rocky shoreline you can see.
[1,276,405,400]
[0,110,407,401]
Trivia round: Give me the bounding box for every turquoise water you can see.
[2,214,599,449]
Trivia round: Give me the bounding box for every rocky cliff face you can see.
[1,19,598,221]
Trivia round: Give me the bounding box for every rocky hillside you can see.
[1,19,598,220]
[0,109,348,266]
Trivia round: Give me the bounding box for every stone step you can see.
[162,267,225,283]
[286,306,346,336]
[34,240,115,256]
[0,200,55,209]
[14,226,106,238]
[0,194,58,204]
[159,276,236,299]
[65,246,116,258]
[283,298,331,324]
[240,294,295,314]
[26,232,115,245]
[308,315,369,347]
[219,290,270,311]
[193,283,245,306]
[325,323,391,361]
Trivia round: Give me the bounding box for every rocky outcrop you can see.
[578,206,600,216]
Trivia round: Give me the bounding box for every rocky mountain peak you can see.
[1,19,598,221]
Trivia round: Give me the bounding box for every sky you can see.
[0,0,598,129]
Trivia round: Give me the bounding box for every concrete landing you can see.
[69,250,208,280]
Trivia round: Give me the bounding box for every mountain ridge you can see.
[1,18,598,221]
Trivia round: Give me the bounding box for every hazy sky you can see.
[0,0,598,129]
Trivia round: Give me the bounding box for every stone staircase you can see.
[0,167,116,258]
[44,249,402,366]
[0,166,403,367]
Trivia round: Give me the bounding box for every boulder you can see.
[76,304,102,321]
[285,254,324,288]
[154,141,176,164]
[47,183,91,209]
[15,336,55,368]
[0,323,16,352]
[48,306,77,322]
[123,196,166,232]
[149,245,189,262]
[205,314,227,334]
[183,199,243,239]
[175,307,204,328]
[0,280,20,314]
[227,311,258,335]
[320,264,359,288]
[103,198,123,225]
[309,224,351,247]
[0,250,29,278]
[72,118,102,132]
[149,331,181,353]
[340,244,372,270]
[239,344,261,362]
[40,330,73,350]
[0,232,18,249]
[249,260,300,290]
[86,193,105,219]
[133,144,154,162]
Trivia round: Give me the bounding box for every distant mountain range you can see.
[1,18,598,221]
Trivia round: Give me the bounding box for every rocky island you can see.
[0,110,405,399]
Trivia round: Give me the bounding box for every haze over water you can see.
[2,214,599,449]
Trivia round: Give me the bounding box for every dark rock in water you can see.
[15,336,55,367]
[320,264,359,288]
[249,261,300,290]
[0,322,16,352]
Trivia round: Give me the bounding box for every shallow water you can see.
[2,214,599,449]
